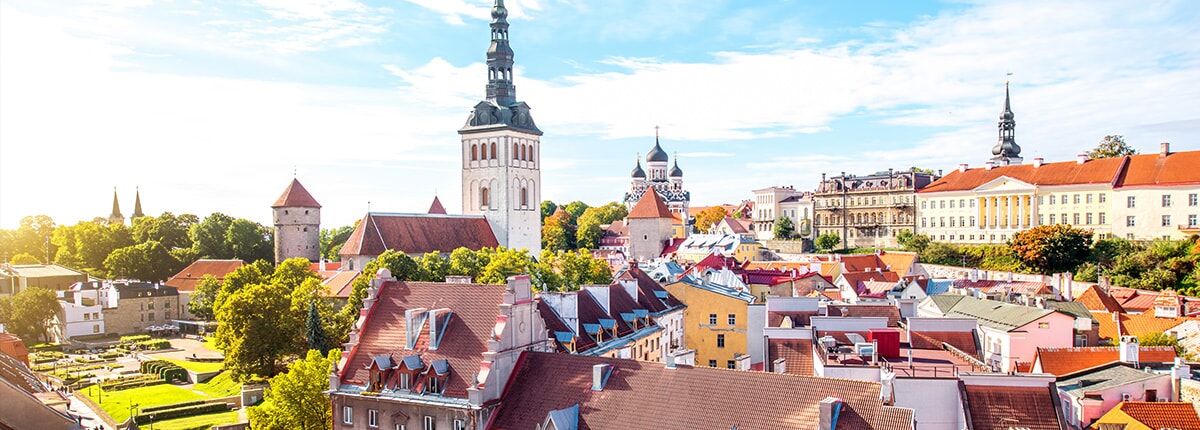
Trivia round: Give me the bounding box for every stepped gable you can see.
[272,178,322,208]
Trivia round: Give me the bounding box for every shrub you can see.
[142,400,208,414]
[133,402,229,424]
[121,335,151,343]
[137,339,171,350]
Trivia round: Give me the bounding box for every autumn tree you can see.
[1086,135,1137,159]
[542,209,575,252]
[694,206,729,233]
[1009,224,1094,274]
[247,349,339,430]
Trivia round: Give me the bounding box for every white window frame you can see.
[368,409,378,428]
[424,416,436,430]
[343,406,353,424]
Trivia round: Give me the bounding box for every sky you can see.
[1,0,1199,231]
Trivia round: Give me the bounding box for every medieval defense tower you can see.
[272,178,321,265]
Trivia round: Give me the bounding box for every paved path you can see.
[67,392,112,430]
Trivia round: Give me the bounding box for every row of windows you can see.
[1128,194,1200,208]
[469,142,536,164]
[822,195,912,208]
[707,359,739,369]
[921,192,1200,210]
[922,213,1113,228]
[708,313,737,325]
[818,213,913,226]
[1126,214,1200,227]
[477,187,532,209]
[341,407,466,430]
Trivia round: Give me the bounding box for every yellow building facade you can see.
[663,280,755,369]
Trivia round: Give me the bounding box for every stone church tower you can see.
[272,178,321,265]
[459,0,541,254]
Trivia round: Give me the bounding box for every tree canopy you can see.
[247,349,339,430]
[0,288,62,343]
[1086,135,1138,159]
[815,233,841,250]
[1009,224,1094,274]
[694,206,728,234]
[773,217,795,239]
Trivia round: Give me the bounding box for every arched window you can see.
[513,142,519,159]
[529,146,534,163]
[521,145,526,161]
[490,142,497,159]
[521,187,528,207]
[472,144,478,161]
[481,187,490,208]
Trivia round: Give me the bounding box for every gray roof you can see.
[941,296,1057,332]
[1056,364,1165,396]
[1045,301,1098,323]
[926,294,966,314]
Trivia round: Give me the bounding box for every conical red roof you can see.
[272,179,321,208]
[627,189,674,219]
[428,196,447,214]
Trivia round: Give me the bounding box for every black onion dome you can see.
[646,138,669,163]
[668,160,683,177]
[632,160,646,178]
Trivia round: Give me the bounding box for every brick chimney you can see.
[1161,142,1171,156]
[819,397,843,430]
[1077,153,1088,164]
[1033,158,1043,168]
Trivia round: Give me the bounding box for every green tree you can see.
[1138,332,1188,358]
[227,219,273,263]
[574,222,603,250]
[1087,135,1138,159]
[247,349,339,430]
[272,257,320,290]
[104,240,180,282]
[537,249,612,291]
[694,206,728,234]
[1009,224,1094,274]
[190,213,234,258]
[920,242,963,266]
[908,167,936,175]
[13,215,56,263]
[815,233,841,251]
[52,221,134,274]
[9,252,41,265]
[216,282,295,380]
[188,275,222,321]
[417,251,450,282]
[773,217,795,239]
[291,277,333,355]
[540,201,558,221]
[319,224,356,261]
[542,209,576,251]
[305,302,331,356]
[213,260,273,324]
[478,247,533,284]
[131,212,195,250]
[561,201,590,223]
[448,247,490,278]
[3,288,62,343]
[896,230,931,253]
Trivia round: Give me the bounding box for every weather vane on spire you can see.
[655,125,660,138]
[1006,72,1013,85]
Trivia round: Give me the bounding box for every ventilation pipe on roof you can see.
[1033,158,1044,168]
[985,161,995,170]
[959,163,968,173]
[1077,153,1088,164]
[773,358,787,374]
[1161,142,1171,156]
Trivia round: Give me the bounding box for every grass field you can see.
[201,337,223,353]
[82,384,207,422]
[161,357,224,373]
[194,371,241,398]
[148,410,240,430]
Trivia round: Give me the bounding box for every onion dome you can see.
[632,159,646,178]
[646,137,669,163]
[668,159,683,177]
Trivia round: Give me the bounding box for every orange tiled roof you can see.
[164,259,245,292]
[1095,311,1196,341]
[627,188,675,219]
[877,251,917,276]
[1115,150,1200,187]
[920,157,1127,193]
[272,178,322,208]
[963,385,1062,430]
[1075,285,1125,313]
[324,271,361,299]
[1106,401,1200,430]
[768,338,815,376]
[1033,346,1176,376]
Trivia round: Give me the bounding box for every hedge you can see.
[121,335,151,343]
[133,402,229,424]
[141,360,187,383]
[141,400,208,414]
[103,379,165,391]
[137,339,171,350]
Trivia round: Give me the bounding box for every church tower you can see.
[131,187,145,220]
[459,0,542,254]
[108,187,125,225]
[991,82,1023,165]
[272,178,321,265]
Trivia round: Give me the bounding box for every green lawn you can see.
[194,371,241,398]
[148,410,240,430]
[201,337,223,353]
[161,357,224,373]
[81,384,207,422]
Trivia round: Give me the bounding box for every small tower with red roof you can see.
[627,189,676,261]
[272,178,322,265]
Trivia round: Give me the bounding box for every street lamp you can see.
[129,403,139,426]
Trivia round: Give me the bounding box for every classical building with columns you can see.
[813,169,937,249]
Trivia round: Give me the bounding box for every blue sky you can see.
[2,0,1198,230]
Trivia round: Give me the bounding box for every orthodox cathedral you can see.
[624,133,690,216]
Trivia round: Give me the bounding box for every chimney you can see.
[591,364,611,391]
[773,358,787,374]
[665,353,677,370]
[1160,142,1171,156]
[1033,158,1043,168]
[629,261,639,270]
[819,397,843,430]
[1077,153,1088,164]
[737,354,751,370]
[319,258,326,272]
[958,163,968,173]
[445,275,473,283]
[985,161,995,170]
[937,169,943,177]
[1119,335,1139,366]
[1098,276,1110,294]
[1172,358,1190,401]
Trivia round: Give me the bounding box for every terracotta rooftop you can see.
[1094,310,1196,341]
[952,279,1049,296]
[339,281,505,398]
[962,385,1063,430]
[877,251,918,276]
[627,188,674,219]
[1115,148,1200,188]
[164,259,245,292]
[768,338,815,376]
[323,271,361,299]
[920,156,1127,193]
[271,178,322,208]
[719,216,753,234]
[1099,401,1200,430]
[1075,284,1125,313]
[426,196,447,214]
[827,304,902,327]
[840,271,901,291]
[839,254,888,272]
[909,330,978,357]
[1032,346,1177,376]
[338,212,499,258]
[488,352,914,429]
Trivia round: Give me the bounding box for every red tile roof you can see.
[827,304,902,327]
[324,271,361,299]
[338,213,498,258]
[841,271,901,291]
[488,352,914,430]
[877,251,918,276]
[1107,401,1200,430]
[627,188,675,219]
[427,196,447,214]
[719,216,753,234]
[840,254,887,272]
[164,259,245,292]
[909,331,978,357]
[1033,346,1177,376]
[920,156,1127,193]
[339,281,504,399]
[767,311,818,328]
[272,178,322,208]
[308,262,343,272]
[962,385,1062,430]
[1115,150,1200,187]
[1095,311,1196,341]
[1075,285,1125,313]
[768,338,815,376]
[952,279,1049,296]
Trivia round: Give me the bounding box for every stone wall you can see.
[1182,378,1200,404]
[102,296,179,336]
[762,239,811,254]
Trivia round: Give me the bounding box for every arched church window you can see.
[529,146,535,163]
[490,143,497,159]
[521,187,528,207]
[521,145,526,161]
[513,142,519,160]
[481,188,490,208]
[472,145,478,161]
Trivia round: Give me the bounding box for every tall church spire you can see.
[991,82,1022,165]
[108,187,125,225]
[131,187,145,219]
[486,0,516,106]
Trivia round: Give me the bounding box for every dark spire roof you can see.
[991,82,1022,162]
[131,187,144,219]
[459,0,541,135]
[668,158,683,177]
[631,156,646,178]
[109,187,123,220]
[428,196,447,214]
[646,136,668,163]
[272,178,322,208]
